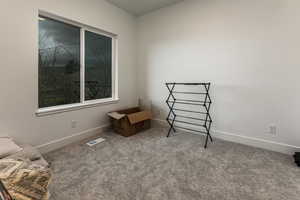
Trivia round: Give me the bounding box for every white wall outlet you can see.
[269,125,277,135]
[71,120,77,128]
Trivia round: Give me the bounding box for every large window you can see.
[38,13,117,113]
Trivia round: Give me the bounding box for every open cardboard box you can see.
[108,107,152,137]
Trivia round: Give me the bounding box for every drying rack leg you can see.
[209,134,213,142]
[203,83,213,147]
[166,83,177,137]
[204,134,209,149]
[204,120,212,148]
[167,125,174,137]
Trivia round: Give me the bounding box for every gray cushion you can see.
[0,137,23,158]
[7,144,49,167]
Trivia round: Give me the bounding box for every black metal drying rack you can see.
[166,82,213,148]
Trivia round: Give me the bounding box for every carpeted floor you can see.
[45,127,300,200]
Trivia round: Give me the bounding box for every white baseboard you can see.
[36,124,110,154]
[35,119,298,155]
[212,130,298,155]
[153,119,299,155]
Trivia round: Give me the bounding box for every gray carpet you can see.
[45,127,300,200]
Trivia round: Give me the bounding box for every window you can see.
[38,13,117,115]
[85,31,112,101]
[39,16,81,108]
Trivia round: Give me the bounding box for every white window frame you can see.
[36,11,119,117]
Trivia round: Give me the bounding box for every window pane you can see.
[85,31,112,101]
[39,16,80,108]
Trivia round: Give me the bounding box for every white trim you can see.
[80,28,85,103]
[212,130,299,155]
[39,10,117,37]
[115,38,119,99]
[36,98,119,117]
[152,118,299,155]
[36,124,110,154]
[112,36,119,100]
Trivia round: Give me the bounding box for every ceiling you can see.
[106,0,183,16]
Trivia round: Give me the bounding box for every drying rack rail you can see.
[165,82,213,148]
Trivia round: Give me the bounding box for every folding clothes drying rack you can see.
[166,82,213,148]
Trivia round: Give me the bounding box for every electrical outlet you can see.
[71,120,77,128]
[269,125,277,135]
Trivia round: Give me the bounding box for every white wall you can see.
[1,0,299,154]
[137,0,300,150]
[0,0,137,149]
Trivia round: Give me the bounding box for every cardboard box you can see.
[108,107,152,137]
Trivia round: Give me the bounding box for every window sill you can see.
[36,98,120,117]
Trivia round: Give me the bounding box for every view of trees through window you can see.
[85,31,112,101]
[38,15,113,108]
